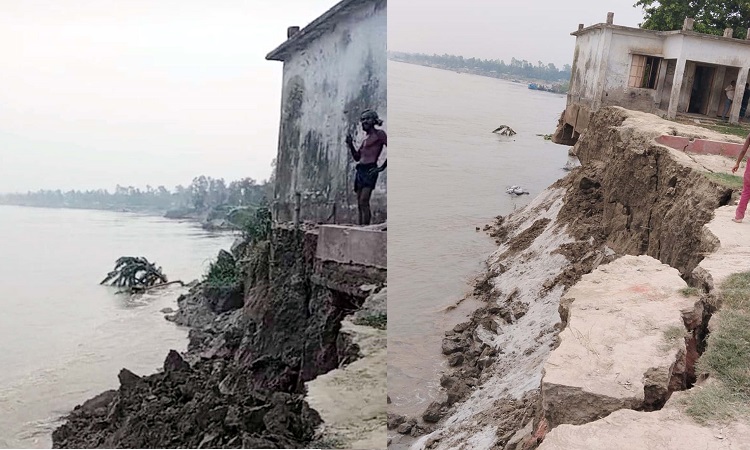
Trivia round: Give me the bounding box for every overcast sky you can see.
[0,0,338,193]
[389,0,646,68]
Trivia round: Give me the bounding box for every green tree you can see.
[636,0,750,39]
[189,176,209,210]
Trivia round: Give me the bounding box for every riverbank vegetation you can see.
[0,175,270,213]
[685,271,750,423]
[389,51,571,90]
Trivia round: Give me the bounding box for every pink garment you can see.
[736,161,750,220]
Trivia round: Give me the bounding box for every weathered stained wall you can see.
[556,23,750,144]
[273,0,387,225]
[600,29,664,113]
[563,28,608,137]
[568,29,606,111]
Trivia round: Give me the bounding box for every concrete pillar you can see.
[730,67,749,124]
[724,28,734,38]
[287,26,300,38]
[683,17,694,31]
[606,12,614,25]
[667,57,687,119]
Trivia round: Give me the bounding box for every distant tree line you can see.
[389,51,572,83]
[0,175,271,213]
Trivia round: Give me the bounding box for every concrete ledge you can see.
[656,135,744,158]
[316,225,386,269]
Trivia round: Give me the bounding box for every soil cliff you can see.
[52,225,386,449]
[404,107,746,450]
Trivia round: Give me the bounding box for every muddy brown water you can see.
[0,205,235,448]
[387,61,569,424]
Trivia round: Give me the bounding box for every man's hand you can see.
[367,167,379,177]
[733,162,741,173]
[345,134,354,146]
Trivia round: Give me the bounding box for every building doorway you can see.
[688,65,715,115]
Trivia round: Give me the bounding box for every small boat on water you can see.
[506,185,529,195]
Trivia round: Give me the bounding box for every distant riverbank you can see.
[0,202,250,232]
[388,57,570,93]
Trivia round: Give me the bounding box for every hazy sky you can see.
[389,0,647,68]
[0,0,339,193]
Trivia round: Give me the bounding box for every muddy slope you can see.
[53,227,385,449]
[409,107,735,450]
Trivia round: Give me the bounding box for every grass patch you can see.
[685,271,750,424]
[241,206,272,244]
[354,313,387,330]
[204,250,241,287]
[310,436,347,449]
[704,122,750,139]
[660,325,687,352]
[697,309,750,389]
[684,382,750,424]
[679,287,701,297]
[704,172,744,191]
[718,272,750,311]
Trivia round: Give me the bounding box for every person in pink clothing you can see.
[731,132,750,222]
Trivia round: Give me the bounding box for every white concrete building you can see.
[266,0,387,224]
[557,13,750,143]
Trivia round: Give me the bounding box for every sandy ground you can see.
[306,320,387,449]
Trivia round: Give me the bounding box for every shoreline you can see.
[0,203,242,232]
[51,224,388,449]
[387,59,569,94]
[392,107,747,449]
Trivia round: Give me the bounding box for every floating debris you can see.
[563,155,581,171]
[492,125,517,136]
[506,186,530,195]
[101,256,168,288]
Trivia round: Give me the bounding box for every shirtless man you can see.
[345,109,387,226]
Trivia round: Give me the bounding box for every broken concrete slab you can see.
[542,255,699,428]
[538,392,750,449]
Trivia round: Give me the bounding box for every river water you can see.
[0,205,235,448]
[387,61,569,419]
